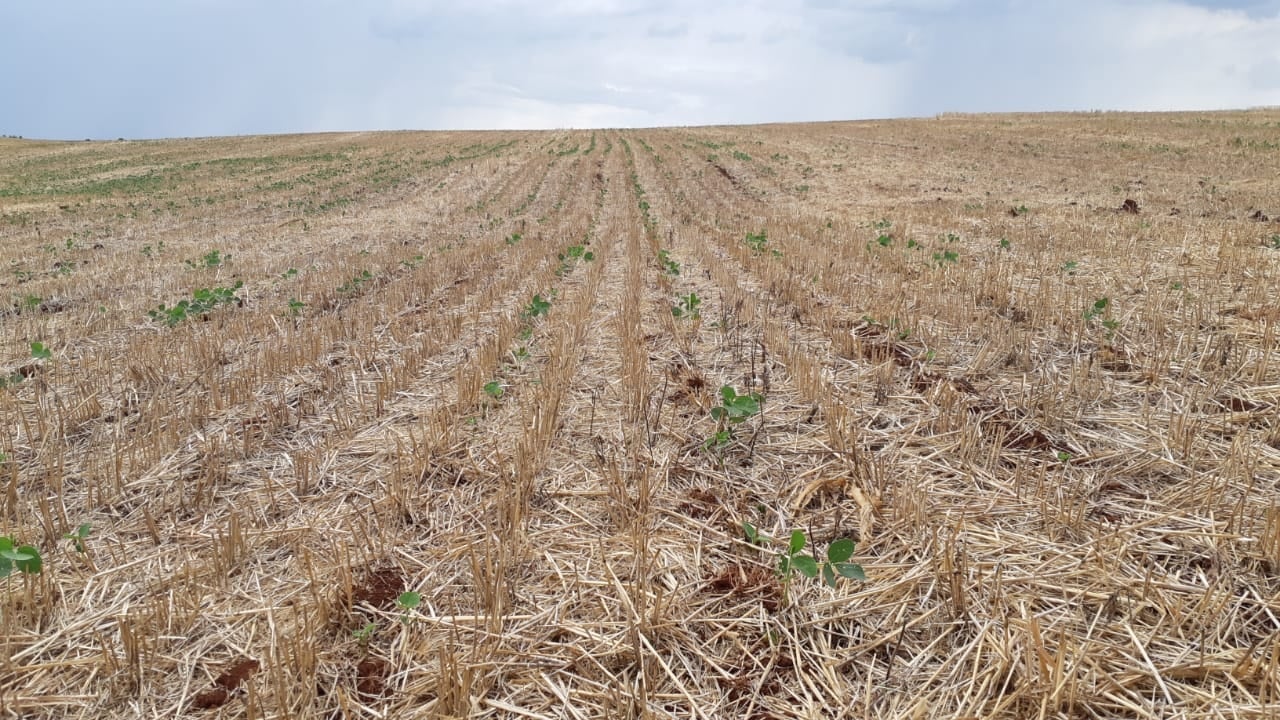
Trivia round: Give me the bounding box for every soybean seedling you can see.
[522,294,552,320]
[483,381,504,401]
[0,537,42,577]
[742,524,865,606]
[353,622,378,647]
[396,591,421,624]
[29,342,52,361]
[672,292,701,319]
[704,385,763,452]
[63,523,92,553]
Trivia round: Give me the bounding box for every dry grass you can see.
[1,111,1280,718]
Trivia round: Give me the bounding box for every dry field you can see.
[2,110,1280,719]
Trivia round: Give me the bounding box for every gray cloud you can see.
[0,0,1276,138]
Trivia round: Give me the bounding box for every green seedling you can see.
[0,537,42,577]
[705,385,764,451]
[287,298,305,316]
[745,230,769,253]
[875,234,893,248]
[281,267,299,279]
[483,381,504,400]
[658,249,681,276]
[149,281,244,326]
[711,385,763,425]
[563,244,594,262]
[672,292,701,319]
[396,591,421,624]
[353,622,378,646]
[998,238,1012,250]
[401,254,424,270]
[872,219,892,230]
[523,294,551,320]
[1011,204,1030,216]
[63,523,91,553]
[1083,298,1119,338]
[742,524,865,605]
[29,342,51,360]
[337,270,374,295]
[932,249,959,267]
[1061,260,1080,274]
[1268,235,1280,250]
[185,249,229,270]
[505,232,522,246]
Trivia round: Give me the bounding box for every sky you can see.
[1,0,1279,139]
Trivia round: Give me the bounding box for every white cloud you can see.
[0,0,1276,137]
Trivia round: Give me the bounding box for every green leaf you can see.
[396,591,421,610]
[788,529,806,555]
[720,385,737,403]
[710,407,725,422]
[742,522,758,544]
[14,545,41,574]
[791,555,819,578]
[822,563,837,588]
[30,342,51,360]
[827,538,856,563]
[835,562,867,581]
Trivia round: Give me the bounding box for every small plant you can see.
[401,254,425,270]
[742,524,865,604]
[63,523,92,553]
[29,342,51,361]
[1061,260,1080,274]
[353,622,378,646]
[396,591,421,624]
[522,294,552,320]
[1082,297,1109,323]
[704,385,763,451]
[563,244,594,262]
[1268,234,1280,250]
[483,381,504,400]
[0,537,42,577]
[672,292,701,319]
[998,238,1011,250]
[148,281,244,326]
[1083,297,1119,338]
[505,232,522,246]
[744,230,769,253]
[281,267,299,279]
[872,218,892,230]
[185,249,230,270]
[932,249,960,267]
[874,233,893,248]
[337,270,374,295]
[287,298,306,316]
[658,249,680,276]
[1011,204,1030,216]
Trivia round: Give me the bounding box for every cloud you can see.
[0,0,1276,138]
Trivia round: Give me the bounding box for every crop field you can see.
[2,110,1280,719]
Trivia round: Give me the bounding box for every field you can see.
[2,110,1280,719]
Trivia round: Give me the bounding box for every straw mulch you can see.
[1,112,1279,718]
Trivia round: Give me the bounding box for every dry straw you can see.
[0,112,1278,718]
